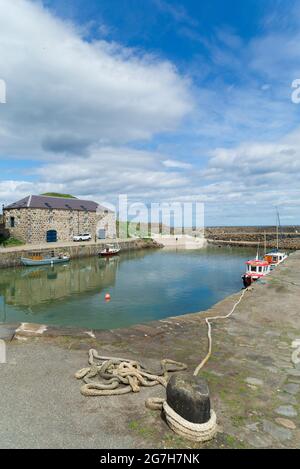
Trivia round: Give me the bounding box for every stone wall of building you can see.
[3,207,116,244]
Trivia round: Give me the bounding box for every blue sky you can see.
[1,0,300,225]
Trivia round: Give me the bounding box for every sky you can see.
[1,0,300,225]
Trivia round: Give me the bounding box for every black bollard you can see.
[166,373,211,424]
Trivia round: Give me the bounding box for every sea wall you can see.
[205,226,300,250]
[0,238,161,269]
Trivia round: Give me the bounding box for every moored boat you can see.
[21,251,70,266]
[264,251,288,268]
[242,258,270,288]
[264,210,288,268]
[99,244,120,257]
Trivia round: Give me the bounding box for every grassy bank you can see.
[0,236,25,248]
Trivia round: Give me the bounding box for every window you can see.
[10,216,15,227]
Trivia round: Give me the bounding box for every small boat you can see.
[242,256,271,288]
[99,244,120,257]
[21,251,70,266]
[264,251,288,268]
[264,209,288,268]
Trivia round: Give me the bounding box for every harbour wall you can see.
[0,238,162,269]
[206,226,300,250]
[2,251,300,448]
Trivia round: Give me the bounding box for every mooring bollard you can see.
[163,373,217,442]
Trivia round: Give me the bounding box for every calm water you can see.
[0,247,255,330]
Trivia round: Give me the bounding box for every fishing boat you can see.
[21,251,70,266]
[99,243,120,257]
[242,250,271,288]
[264,251,288,268]
[264,210,288,268]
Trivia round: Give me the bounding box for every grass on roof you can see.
[41,193,77,199]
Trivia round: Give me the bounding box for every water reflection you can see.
[0,247,255,329]
[0,250,151,309]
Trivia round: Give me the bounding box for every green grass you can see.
[0,237,25,247]
[128,419,156,438]
[41,192,76,198]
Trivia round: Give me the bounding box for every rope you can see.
[146,288,249,441]
[193,287,249,376]
[75,288,249,442]
[163,402,217,442]
[75,349,187,396]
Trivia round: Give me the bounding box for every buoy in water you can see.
[105,293,111,301]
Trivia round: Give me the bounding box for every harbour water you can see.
[0,246,256,330]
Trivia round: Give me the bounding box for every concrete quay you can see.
[0,252,299,448]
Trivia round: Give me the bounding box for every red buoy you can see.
[105,293,111,301]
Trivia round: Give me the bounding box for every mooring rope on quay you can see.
[75,287,251,442]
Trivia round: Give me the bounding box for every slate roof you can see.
[4,195,111,213]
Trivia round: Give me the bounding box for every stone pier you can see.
[0,238,161,268]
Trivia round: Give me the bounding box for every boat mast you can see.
[276,208,280,251]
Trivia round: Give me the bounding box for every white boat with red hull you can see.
[99,244,120,257]
[242,257,271,288]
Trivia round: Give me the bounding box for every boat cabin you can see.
[245,260,270,277]
[26,251,55,260]
[264,252,287,266]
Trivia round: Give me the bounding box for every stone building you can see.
[3,195,116,244]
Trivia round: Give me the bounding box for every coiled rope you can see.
[75,349,187,396]
[75,288,249,441]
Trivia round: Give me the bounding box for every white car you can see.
[73,233,92,242]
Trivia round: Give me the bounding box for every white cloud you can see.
[0,0,192,159]
[1,0,300,226]
[0,146,190,206]
[162,159,192,169]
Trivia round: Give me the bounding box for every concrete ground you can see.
[0,237,133,253]
[0,252,300,448]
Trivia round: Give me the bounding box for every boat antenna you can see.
[256,242,260,261]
